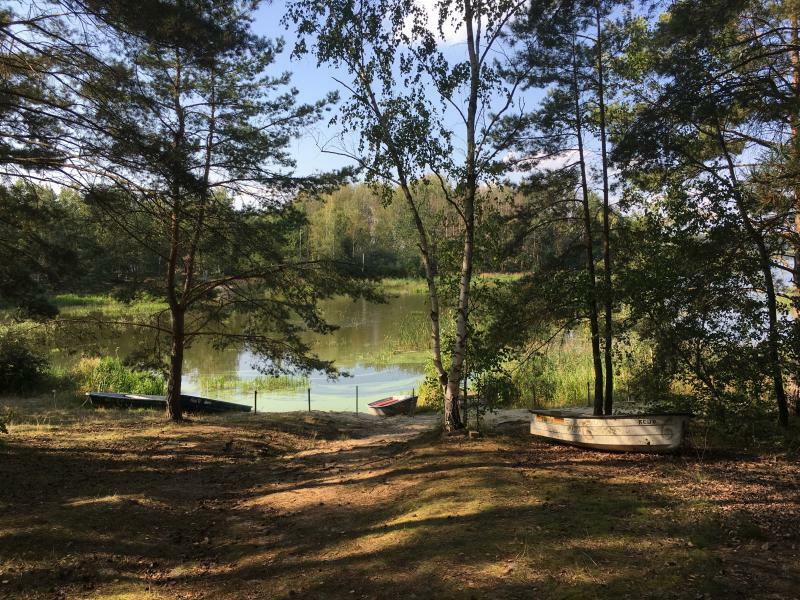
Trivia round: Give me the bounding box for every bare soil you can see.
[1,397,798,599]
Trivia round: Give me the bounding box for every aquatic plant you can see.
[70,356,165,396]
[246,374,309,393]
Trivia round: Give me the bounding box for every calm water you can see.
[51,294,431,411]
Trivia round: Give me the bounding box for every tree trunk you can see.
[596,6,614,415]
[791,13,800,416]
[791,13,800,290]
[444,207,472,430]
[164,47,186,422]
[573,44,604,415]
[751,229,789,427]
[166,306,185,421]
[440,0,483,432]
[717,127,789,427]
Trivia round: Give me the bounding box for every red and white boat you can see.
[367,394,418,416]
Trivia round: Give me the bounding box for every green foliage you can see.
[0,184,81,317]
[417,361,445,411]
[70,357,165,396]
[51,293,167,316]
[0,333,49,394]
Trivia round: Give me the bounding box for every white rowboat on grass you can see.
[530,408,691,453]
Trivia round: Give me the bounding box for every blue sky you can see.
[252,1,355,176]
[250,1,561,179]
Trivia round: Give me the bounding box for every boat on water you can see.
[530,408,691,453]
[368,394,418,416]
[86,391,251,413]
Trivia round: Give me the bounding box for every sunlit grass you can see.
[52,293,167,316]
[192,372,310,396]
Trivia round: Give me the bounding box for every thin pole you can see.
[307,387,311,412]
[254,389,258,414]
[463,374,468,428]
[356,385,359,414]
[586,381,590,407]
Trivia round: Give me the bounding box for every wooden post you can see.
[254,389,258,414]
[463,375,468,429]
[307,387,311,413]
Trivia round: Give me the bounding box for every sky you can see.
[251,1,577,181]
[251,1,351,175]
[250,0,538,178]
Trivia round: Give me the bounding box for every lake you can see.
[49,293,431,412]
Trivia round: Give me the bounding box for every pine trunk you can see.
[717,127,789,427]
[573,45,604,415]
[791,13,800,416]
[596,7,614,415]
[166,307,185,421]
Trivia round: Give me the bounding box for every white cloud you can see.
[404,0,489,45]
[504,149,579,172]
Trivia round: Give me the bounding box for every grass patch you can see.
[51,293,167,316]
[69,356,166,396]
[379,273,523,296]
[379,277,429,295]
[193,373,310,396]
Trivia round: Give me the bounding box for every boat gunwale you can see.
[86,391,251,412]
[368,395,417,408]
[529,409,693,420]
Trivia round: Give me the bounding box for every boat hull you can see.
[530,409,690,453]
[86,392,251,413]
[367,395,418,416]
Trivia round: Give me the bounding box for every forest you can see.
[1,1,799,598]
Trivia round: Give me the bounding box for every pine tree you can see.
[76,0,360,420]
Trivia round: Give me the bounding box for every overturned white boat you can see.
[530,408,691,453]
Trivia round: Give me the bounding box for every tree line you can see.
[2,0,799,429]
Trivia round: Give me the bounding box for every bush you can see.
[0,334,49,394]
[417,361,444,411]
[71,356,166,395]
[474,369,518,409]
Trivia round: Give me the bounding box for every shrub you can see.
[71,356,166,395]
[0,334,49,394]
[474,369,518,409]
[417,361,445,411]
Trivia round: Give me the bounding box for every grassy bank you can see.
[52,293,168,317]
[379,273,523,296]
[0,396,797,599]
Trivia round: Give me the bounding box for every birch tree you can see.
[287,0,564,430]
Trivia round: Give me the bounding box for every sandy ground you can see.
[1,398,798,600]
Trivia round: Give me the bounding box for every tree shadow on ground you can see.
[1,416,798,600]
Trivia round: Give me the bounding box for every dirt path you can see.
[1,400,798,599]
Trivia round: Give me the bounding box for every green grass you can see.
[51,293,168,316]
[379,277,429,295]
[51,293,115,307]
[68,356,166,396]
[247,374,310,393]
[193,373,310,396]
[379,273,523,296]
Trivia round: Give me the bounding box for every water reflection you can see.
[54,294,431,411]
